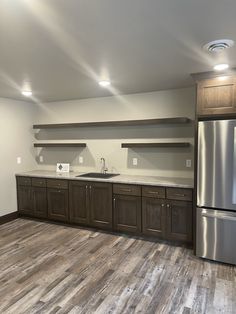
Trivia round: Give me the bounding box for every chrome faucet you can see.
[101,157,108,174]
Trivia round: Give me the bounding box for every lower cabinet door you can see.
[142,197,166,237]
[113,194,141,234]
[47,188,69,222]
[32,187,47,218]
[89,182,112,230]
[18,185,33,215]
[166,200,192,243]
[69,181,89,225]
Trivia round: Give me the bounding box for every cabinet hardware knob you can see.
[166,204,170,208]
[113,198,116,208]
[161,203,165,207]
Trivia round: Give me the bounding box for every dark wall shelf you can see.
[34,143,86,148]
[121,142,190,148]
[33,117,191,129]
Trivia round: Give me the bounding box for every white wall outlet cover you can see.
[132,158,138,166]
[79,156,83,164]
[186,159,192,168]
[17,157,21,164]
[56,163,70,173]
[39,155,44,163]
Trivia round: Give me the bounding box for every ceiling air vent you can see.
[203,39,234,52]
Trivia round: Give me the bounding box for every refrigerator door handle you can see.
[201,212,236,221]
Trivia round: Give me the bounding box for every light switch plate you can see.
[39,155,44,163]
[186,159,192,168]
[56,163,70,173]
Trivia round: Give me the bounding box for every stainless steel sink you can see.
[77,172,119,179]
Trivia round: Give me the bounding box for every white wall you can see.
[35,87,195,178]
[0,98,37,216]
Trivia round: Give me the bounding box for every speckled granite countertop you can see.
[16,170,194,189]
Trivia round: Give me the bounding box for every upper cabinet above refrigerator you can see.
[192,71,236,117]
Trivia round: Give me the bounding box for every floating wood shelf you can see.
[33,117,191,129]
[121,142,191,148]
[34,143,86,148]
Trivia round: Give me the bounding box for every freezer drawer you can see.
[196,207,236,265]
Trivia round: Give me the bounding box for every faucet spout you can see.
[100,157,108,174]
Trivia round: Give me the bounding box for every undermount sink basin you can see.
[77,172,119,179]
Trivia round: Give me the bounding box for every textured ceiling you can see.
[0,0,235,102]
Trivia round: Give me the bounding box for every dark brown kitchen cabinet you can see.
[69,181,112,230]
[69,181,89,225]
[32,187,47,218]
[16,176,193,245]
[89,182,112,230]
[166,200,192,243]
[142,197,166,237]
[18,185,33,215]
[195,74,236,116]
[47,188,69,222]
[17,180,47,218]
[113,194,141,234]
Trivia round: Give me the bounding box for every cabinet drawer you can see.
[47,179,68,189]
[17,177,31,186]
[142,186,165,199]
[113,184,141,196]
[32,178,46,187]
[166,188,192,201]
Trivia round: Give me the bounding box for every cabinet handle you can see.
[148,191,159,194]
[57,190,61,193]
[120,188,132,192]
[173,193,186,197]
[113,198,116,209]
[166,203,170,208]
[161,203,165,207]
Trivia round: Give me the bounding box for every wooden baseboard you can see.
[0,212,18,225]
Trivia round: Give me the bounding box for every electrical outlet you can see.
[186,159,191,168]
[17,157,21,164]
[39,155,44,163]
[79,156,83,164]
[132,158,138,166]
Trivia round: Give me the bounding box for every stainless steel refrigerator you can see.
[196,119,236,265]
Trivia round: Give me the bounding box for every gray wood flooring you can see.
[0,218,235,314]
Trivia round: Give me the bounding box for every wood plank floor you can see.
[0,219,235,314]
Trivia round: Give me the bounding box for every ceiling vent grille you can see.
[203,39,234,52]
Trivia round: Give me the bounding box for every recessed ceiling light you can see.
[218,76,229,81]
[99,80,111,87]
[21,90,33,97]
[213,64,229,71]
